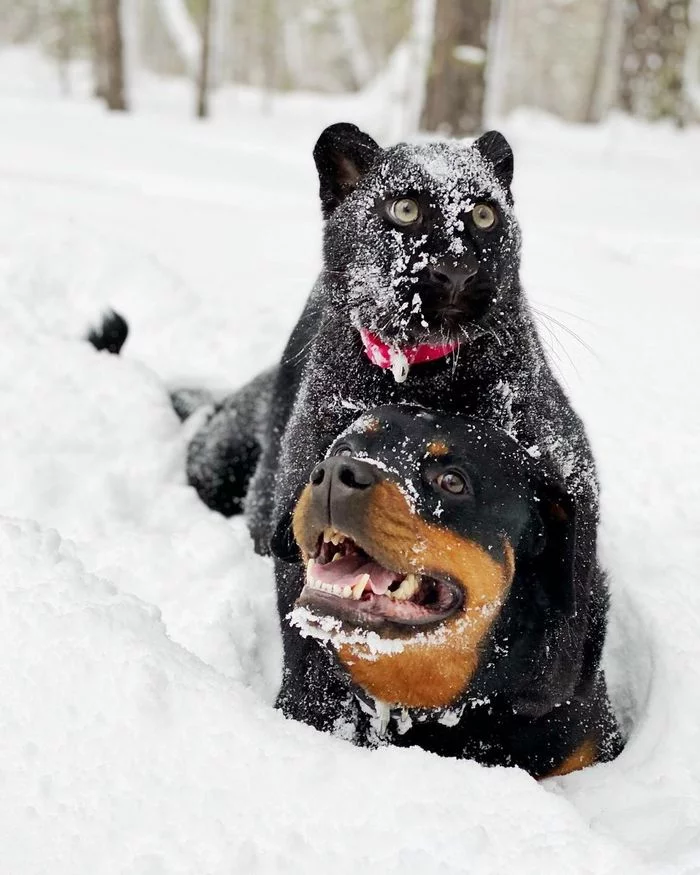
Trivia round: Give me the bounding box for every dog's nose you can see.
[310,456,378,492]
[308,456,379,533]
[427,259,479,299]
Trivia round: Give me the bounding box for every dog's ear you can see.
[270,495,303,564]
[530,478,577,619]
[313,123,381,218]
[505,478,580,718]
[473,130,514,192]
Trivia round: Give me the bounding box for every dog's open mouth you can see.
[297,528,463,629]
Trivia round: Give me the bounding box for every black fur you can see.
[178,125,601,741]
[182,370,274,517]
[283,407,621,776]
[86,309,129,355]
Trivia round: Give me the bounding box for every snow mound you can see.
[0,517,645,875]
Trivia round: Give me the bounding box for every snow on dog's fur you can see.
[178,124,604,742]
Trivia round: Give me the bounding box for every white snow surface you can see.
[1,48,700,873]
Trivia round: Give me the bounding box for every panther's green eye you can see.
[472,203,497,230]
[388,198,421,227]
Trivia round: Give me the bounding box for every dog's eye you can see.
[333,444,353,457]
[436,470,471,495]
[472,203,497,230]
[388,198,420,227]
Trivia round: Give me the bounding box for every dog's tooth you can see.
[391,573,420,601]
[405,572,419,587]
[323,529,332,544]
[352,574,370,600]
[331,553,342,562]
[342,585,352,598]
[306,559,315,578]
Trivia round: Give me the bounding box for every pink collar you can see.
[360,328,459,370]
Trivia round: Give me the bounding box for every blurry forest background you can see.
[0,0,698,132]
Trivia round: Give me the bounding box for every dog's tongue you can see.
[311,555,399,594]
[360,329,459,383]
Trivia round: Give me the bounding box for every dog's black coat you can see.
[287,406,620,775]
[182,124,602,735]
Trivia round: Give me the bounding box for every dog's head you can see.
[314,124,521,365]
[284,406,577,713]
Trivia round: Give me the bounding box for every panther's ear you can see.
[473,130,514,191]
[270,496,303,564]
[530,478,577,619]
[313,123,381,218]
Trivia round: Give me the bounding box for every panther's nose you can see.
[310,456,377,493]
[427,259,479,299]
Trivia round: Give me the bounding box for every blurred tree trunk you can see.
[255,0,281,108]
[196,0,212,118]
[331,0,373,89]
[90,0,109,99]
[584,0,620,122]
[683,2,700,122]
[91,0,128,110]
[618,0,690,121]
[155,0,199,78]
[420,0,492,135]
[54,2,77,97]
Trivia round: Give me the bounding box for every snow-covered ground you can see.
[0,47,699,874]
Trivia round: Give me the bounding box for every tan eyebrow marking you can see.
[426,440,449,457]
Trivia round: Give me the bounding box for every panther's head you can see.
[314,124,521,371]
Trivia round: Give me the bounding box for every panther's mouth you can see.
[296,528,463,630]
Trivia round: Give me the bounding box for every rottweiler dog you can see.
[284,406,621,778]
[181,124,602,726]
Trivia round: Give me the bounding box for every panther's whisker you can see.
[284,335,317,366]
[451,336,461,379]
[530,312,583,380]
[532,319,571,385]
[531,298,598,327]
[530,306,599,362]
[491,313,513,347]
[485,322,503,348]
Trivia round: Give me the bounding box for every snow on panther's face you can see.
[315,125,522,359]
